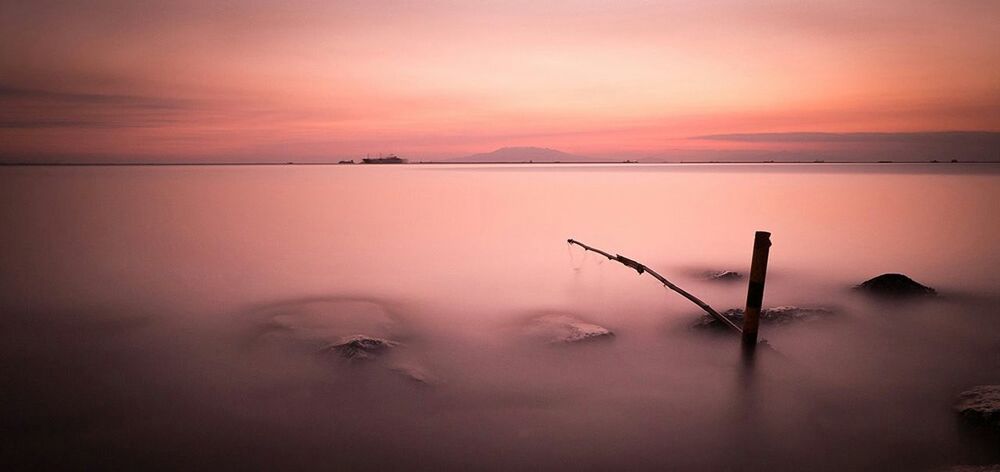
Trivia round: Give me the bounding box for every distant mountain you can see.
[449,146,592,163]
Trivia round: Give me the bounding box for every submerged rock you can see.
[855,273,936,297]
[525,314,614,344]
[955,385,1000,429]
[694,306,835,330]
[704,270,743,281]
[944,466,1000,472]
[388,362,437,384]
[254,298,400,349]
[250,298,438,382]
[320,334,399,360]
[319,335,440,383]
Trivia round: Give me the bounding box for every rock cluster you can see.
[694,306,835,330]
[955,385,1000,429]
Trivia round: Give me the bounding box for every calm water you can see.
[2,163,999,470]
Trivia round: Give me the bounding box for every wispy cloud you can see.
[0,87,189,109]
[693,131,1000,145]
[0,86,195,129]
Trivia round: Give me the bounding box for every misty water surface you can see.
[2,163,999,470]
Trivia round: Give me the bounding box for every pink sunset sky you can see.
[1,0,998,162]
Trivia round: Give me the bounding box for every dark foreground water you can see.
[2,163,999,470]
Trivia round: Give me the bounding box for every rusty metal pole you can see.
[742,231,771,355]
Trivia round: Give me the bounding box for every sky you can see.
[1,0,998,162]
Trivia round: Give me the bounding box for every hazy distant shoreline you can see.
[3,160,999,167]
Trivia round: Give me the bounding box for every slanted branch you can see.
[567,238,743,334]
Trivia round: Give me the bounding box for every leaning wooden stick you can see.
[567,238,743,334]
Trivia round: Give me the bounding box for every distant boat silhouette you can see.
[362,154,406,164]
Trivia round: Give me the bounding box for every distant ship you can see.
[361,154,406,164]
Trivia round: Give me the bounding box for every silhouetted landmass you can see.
[449,146,592,163]
[362,156,406,164]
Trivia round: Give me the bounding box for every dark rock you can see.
[525,314,614,344]
[321,335,399,360]
[955,385,1000,429]
[855,273,936,297]
[694,306,835,330]
[705,270,743,281]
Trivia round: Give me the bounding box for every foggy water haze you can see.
[2,163,999,470]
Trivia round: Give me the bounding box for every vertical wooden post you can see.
[742,231,771,355]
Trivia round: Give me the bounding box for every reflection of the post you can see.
[737,340,760,420]
[713,341,765,470]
